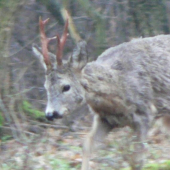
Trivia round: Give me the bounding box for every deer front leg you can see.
[81,114,112,170]
[127,113,153,170]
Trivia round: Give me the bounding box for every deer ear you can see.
[32,44,57,71]
[70,41,88,70]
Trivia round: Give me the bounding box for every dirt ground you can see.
[0,119,170,170]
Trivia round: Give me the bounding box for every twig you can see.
[0,95,11,123]
[37,122,69,130]
[1,126,39,136]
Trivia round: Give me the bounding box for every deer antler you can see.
[39,17,56,69]
[56,16,69,66]
[39,15,69,67]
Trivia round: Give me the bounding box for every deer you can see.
[32,16,170,170]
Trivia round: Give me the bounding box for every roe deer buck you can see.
[33,17,170,170]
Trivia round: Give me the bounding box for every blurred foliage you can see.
[37,0,64,24]
[22,100,45,121]
[144,160,170,170]
[0,0,21,57]
[122,160,170,170]
[1,135,13,142]
[49,158,71,169]
[0,111,4,127]
[128,0,169,36]
[76,0,107,54]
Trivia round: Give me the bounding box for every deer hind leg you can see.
[126,106,155,170]
[81,114,112,170]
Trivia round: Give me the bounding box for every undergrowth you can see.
[22,100,46,121]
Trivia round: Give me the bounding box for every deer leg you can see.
[81,114,112,170]
[127,112,152,170]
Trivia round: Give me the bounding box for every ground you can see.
[0,119,170,170]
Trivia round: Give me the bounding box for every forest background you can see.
[0,0,170,170]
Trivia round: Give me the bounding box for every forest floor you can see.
[0,118,170,170]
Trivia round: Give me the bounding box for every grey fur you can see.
[33,35,170,170]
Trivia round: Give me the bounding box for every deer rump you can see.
[33,18,170,170]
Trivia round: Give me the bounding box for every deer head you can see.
[32,17,88,120]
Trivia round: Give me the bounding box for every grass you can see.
[22,100,46,121]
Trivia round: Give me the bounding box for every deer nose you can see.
[46,111,63,121]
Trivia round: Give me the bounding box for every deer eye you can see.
[62,85,70,92]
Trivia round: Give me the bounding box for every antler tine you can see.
[39,17,56,69]
[56,16,69,66]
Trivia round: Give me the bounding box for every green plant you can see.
[1,135,12,142]
[143,160,170,170]
[0,111,4,126]
[121,160,170,170]
[22,100,45,121]
[49,158,71,170]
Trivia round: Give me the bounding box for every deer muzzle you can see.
[46,111,63,121]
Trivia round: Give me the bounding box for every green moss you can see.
[1,135,12,142]
[49,157,71,169]
[144,160,170,170]
[121,160,170,170]
[144,164,159,170]
[22,100,45,121]
[0,111,4,126]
